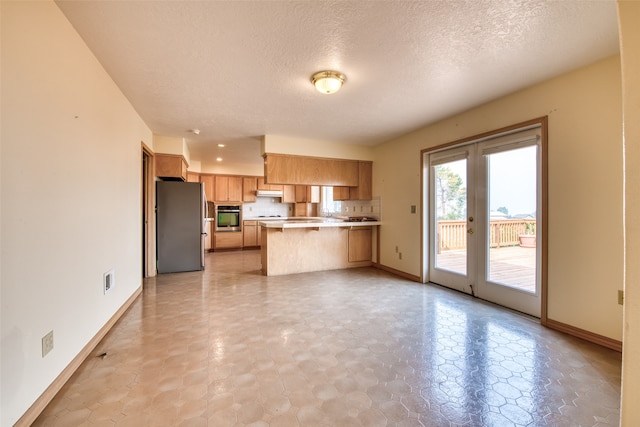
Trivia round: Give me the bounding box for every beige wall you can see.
[1,2,152,425]
[153,135,191,165]
[618,1,640,424]
[263,134,375,161]
[1,0,633,424]
[199,161,265,176]
[374,56,624,341]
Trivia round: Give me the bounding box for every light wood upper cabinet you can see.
[155,154,188,181]
[333,186,351,201]
[186,172,200,182]
[282,185,295,203]
[350,161,373,200]
[200,175,215,202]
[243,177,257,202]
[295,185,320,203]
[215,176,243,202]
[257,177,283,191]
[333,161,373,201]
[257,177,269,190]
[215,176,229,201]
[228,177,243,201]
[264,154,359,186]
[295,185,307,203]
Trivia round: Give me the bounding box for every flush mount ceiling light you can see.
[191,128,200,135]
[311,70,346,94]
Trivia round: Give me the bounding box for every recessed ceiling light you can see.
[216,157,223,162]
[217,144,225,147]
[311,70,346,94]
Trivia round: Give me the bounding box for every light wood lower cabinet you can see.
[261,226,374,276]
[204,222,213,251]
[348,227,372,262]
[214,231,243,250]
[243,220,260,247]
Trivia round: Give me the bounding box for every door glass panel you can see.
[434,159,467,275]
[486,146,537,292]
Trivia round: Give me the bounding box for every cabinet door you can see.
[200,175,215,202]
[187,172,200,182]
[214,176,229,201]
[257,177,269,190]
[294,202,311,216]
[155,154,187,180]
[243,177,257,202]
[350,161,373,200]
[333,186,351,201]
[258,177,283,191]
[348,227,372,262]
[228,176,243,201]
[204,222,213,251]
[282,185,296,203]
[295,185,307,202]
[214,232,243,249]
[243,221,258,247]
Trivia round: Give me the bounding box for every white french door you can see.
[427,126,542,317]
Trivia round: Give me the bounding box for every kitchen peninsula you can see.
[260,217,380,276]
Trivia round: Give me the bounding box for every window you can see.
[320,186,341,216]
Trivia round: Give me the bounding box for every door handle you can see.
[467,228,474,235]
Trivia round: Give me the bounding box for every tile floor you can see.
[34,250,621,426]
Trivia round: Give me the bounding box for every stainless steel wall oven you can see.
[214,204,242,232]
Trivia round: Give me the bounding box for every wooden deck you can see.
[436,246,536,292]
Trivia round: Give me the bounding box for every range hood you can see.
[256,190,283,198]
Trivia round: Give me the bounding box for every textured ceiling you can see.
[55,1,619,166]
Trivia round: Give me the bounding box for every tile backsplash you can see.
[243,195,381,219]
[242,197,292,217]
[340,197,381,219]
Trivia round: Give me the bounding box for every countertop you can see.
[258,217,380,229]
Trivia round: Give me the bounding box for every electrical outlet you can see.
[42,331,54,357]
[103,270,114,294]
[410,205,416,214]
[399,252,403,260]
[618,290,624,305]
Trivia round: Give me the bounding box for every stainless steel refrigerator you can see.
[156,181,206,273]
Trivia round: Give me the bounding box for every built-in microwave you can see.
[215,204,242,232]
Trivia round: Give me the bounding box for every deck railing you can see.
[437,219,536,252]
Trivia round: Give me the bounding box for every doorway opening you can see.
[142,143,156,278]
